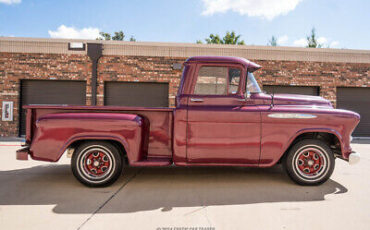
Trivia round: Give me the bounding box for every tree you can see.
[205,33,223,44]
[98,32,111,40]
[112,31,124,40]
[222,31,245,45]
[268,36,277,46]
[129,36,136,42]
[306,28,322,48]
[97,30,136,41]
[197,31,245,45]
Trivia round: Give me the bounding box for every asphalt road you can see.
[0,141,369,230]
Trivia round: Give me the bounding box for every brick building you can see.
[0,37,369,137]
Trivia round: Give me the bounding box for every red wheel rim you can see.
[294,147,327,180]
[83,150,111,177]
[297,150,323,175]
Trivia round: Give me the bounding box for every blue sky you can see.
[1,0,369,49]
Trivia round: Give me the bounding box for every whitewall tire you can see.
[284,139,335,185]
[71,141,123,187]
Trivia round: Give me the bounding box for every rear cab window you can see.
[193,66,241,95]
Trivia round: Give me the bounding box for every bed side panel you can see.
[30,107,173,158]
[29,113,145,162]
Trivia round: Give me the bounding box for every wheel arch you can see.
[58,135,129,162]
[277,128,343,163]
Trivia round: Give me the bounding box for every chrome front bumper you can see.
[349,151,360,165]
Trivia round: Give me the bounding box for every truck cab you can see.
[174,56,263,165]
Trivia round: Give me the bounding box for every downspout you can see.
[87,43,103,106]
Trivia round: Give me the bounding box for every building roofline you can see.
[1,36,369,53]
[1,37,370,63]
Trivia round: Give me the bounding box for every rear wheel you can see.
[284,139,335,185]
[71,141,123,187]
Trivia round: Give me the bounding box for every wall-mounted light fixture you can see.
[68,42,86,51]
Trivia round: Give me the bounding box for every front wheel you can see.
[284,139,335,185]
[71,141,123,187]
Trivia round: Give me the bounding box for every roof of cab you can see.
[185,56,261,72]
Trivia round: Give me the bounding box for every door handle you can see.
[190,98,204,102]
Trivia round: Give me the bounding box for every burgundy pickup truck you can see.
[17,56,360,187]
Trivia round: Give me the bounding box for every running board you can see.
[130,157,172,167]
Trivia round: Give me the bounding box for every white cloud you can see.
[201,0,303,20]
[317,36,327,44]
[277,35,288,45]
[330,41,340,48]
[0,0,21,4]
[293,38,307,47]
[317,37,341,48]
[293,36,340,48]
[48,25,100,39]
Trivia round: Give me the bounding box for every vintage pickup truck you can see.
[17,56,360,187]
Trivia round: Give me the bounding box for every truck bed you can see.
[24,105,174,160]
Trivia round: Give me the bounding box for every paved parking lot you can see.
[0,141,369,230]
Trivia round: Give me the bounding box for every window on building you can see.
[194,66,241,95]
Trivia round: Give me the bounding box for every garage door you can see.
[337,87,370,137]
[263,85,319,96]
[104,82,169,107]
[20,80,86,135]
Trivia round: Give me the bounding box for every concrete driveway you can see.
[0,141,369,230]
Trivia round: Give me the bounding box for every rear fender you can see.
[29,113,148,163]
[59,134,130,161]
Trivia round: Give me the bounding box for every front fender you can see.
[282,127,343,159]
[29,113,147,163]
[260,125,344,167]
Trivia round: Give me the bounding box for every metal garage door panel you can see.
[20,80,86,135]
[104,82,169,107]
[337,87,370,137]
[263,85,319,96]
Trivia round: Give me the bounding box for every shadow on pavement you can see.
[0,164,347,213]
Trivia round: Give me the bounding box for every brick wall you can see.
[97,56,184,106]
[0,53,91,136]
[254,60,370,106]
[0,48,369,137]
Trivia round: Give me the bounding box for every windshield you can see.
[246,72,261,94]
